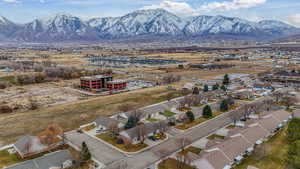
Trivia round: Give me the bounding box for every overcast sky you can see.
[0,0,299,27]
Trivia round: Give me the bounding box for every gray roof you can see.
[120,122,161,139]
[4,150,73,169]
[95,116,119,128]
[14,135,45,156]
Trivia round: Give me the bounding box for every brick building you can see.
[80,75,113,89]
[107,80,127,90]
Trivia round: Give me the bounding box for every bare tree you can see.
[282,95,298,110]
[137,125,148,144]
[175,137,192,152]
[229,110,242,125]
[108,121,119,136]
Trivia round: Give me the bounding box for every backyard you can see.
[234,127,289,169]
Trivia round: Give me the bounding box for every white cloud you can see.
[142,1,200,16]
[201,0,267,12]
[287,14,300,27]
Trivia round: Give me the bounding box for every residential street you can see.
[65,130,125,166]
[106,111,233,169]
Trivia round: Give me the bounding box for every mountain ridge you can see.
[0,9,299,42]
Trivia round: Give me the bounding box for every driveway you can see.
[65,130,125,166]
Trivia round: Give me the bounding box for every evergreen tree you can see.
[220,85,227,91]
[192,87,200,95]
[223,74,230,85]
[80,142,91,162]
[212,83,219,90]
[186,111,195,122]
[124,116,138,129]
[220,100,229,112]
[203,84,209,92]
[203,105,212,118]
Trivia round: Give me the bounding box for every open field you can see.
[0,85,183,144]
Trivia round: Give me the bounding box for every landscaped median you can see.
[96,133,148,152]
[175,110,223,130]
[0,149,23,168]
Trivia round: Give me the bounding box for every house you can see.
[253,83,274,91]
[95,116,123,131]
[258,115,280,134]
[13,135,47,159]
[215,134,252,162]
[182,83,196,91]
[192,149,231,169]
[232,90,253,100]
[240,123,269,145]
[4,150,73,169]
[119,122,167,144]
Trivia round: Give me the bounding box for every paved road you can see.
[65,130,125,166]
[106,112,233,169]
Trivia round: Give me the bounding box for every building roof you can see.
[81,75,112,81]
[120,122,162,140]
[95,116,119,128]
[107,80,127,84]
[198,149,231,169]
[240,123,269,144]
[216,134,251,161]
[4,150,73,169]
[270,110,291,122]
[258,115,280,132]
[14,135,46,157]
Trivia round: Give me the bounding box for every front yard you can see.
[161,110,176,118]
[179,146,202,155]
[0,149,23,168]
[175,111,223,130]
[96,133,148,152]
[158,158,196,169]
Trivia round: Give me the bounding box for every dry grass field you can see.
[0,85,182,144]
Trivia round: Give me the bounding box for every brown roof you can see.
[216,135,251,160]
[258,115,280,132]
[240,124,269,144]
[198,149,231,169]
[271,110,291,122]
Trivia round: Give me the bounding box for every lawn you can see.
[234,127,289,169]
[0,75,17,84]
[179,146,202,155]
[175,111,224,130]
[81,124,96,131]
[162,110,176,117]
[147,118,159,122]
[207,134,225,140]
[0,149,23,168]
[96,133,148,152]
[158,158,196,169]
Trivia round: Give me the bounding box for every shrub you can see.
[0,105,13,114]
[186,111,195,122]
[220,100,229,112]
[203,105,212,118]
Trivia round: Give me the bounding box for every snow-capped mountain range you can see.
[0,9,299,42]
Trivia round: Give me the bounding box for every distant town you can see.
[0,42,300,169]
